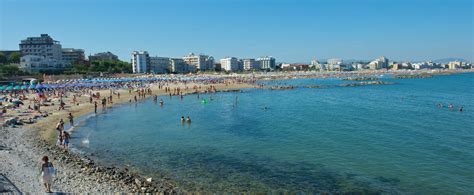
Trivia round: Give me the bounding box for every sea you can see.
[72,72,474,193]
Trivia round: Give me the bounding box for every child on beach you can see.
[40,156,54,193]
[62,131,71,150]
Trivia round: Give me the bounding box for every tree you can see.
[0,52,7,64]
[0,64,23,76]
[8,52,21,63]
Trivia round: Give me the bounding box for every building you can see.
[88,51,119,62]
[170,58,190,73]
[19,34,63,61]
[257,56,276,70]
[412,62,430,70]
[131,51,150,73]
[149,56,170,74]
[327,58,343,65]
[62,48,85,64]
[20,55,70,73]
[447,61,463,69]
[310,58,325,70]
[243,58,258,70]
[368,56,389,70]
[220,57,239,71]
[281,64,309,71]
[18,34,75,72]
[326,58,343,71]
[182,53,214,71]
[214,63,222,71]
[353,63,366,70]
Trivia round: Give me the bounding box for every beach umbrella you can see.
[13,86,21,90]
[35,84,43,90]
[0,86,6,90]
[21,85,28,90]
[29,84,36,89]
[6,86,13,91]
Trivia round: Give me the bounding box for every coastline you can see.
[1,69,472,193]
[1,82,256,193]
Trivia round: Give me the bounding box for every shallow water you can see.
[73,73,474,193]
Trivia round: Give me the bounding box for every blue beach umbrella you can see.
[35,84,43,90]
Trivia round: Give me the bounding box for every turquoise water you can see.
[73,73,474,193]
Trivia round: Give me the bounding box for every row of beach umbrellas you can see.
[1,76,224,91]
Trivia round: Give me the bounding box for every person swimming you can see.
[459,106,463,112]
[181,116,185,123]
[186,116,191,123]
[159,99,164,106]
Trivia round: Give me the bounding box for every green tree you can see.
[0,52,7,64]
[8,52,21,63]
[0,64,23,77]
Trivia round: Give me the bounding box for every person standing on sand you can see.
[67,113,74,126]
[40,156,54,193]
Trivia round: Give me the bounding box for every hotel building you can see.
[132,51,150,73]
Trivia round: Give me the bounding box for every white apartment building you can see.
[182,53,214,71]
[149,57,170,74]
[20,55,71,73]
[368,56,389,70]
[19,34,74,72]
[310,58,325,70]
[257,56,276,70]
[220,57,239,71]
[243,58,258,70]
[132,51,150,73]
[170,58,194,73]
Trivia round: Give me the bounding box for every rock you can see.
[146,177,152,183]
[134,178,142,186]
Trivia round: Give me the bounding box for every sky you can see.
[0,0,473,62]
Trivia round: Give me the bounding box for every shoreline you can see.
[1,69,472,193]
[1,81,256,193]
